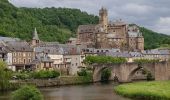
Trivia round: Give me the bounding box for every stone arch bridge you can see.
[93,61,170,82]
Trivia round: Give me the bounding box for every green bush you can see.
[147,72,153,81]
[84,56,127,65]
[32,70,60,79]
[134,59,159,64]
[12,85,43,100]
[14,72,30,80]
[77,69,87,76]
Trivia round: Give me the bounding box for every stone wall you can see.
[13,76,93,87]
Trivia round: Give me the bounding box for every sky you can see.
[9,0,170,35]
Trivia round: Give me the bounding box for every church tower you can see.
[99,7,108,33]
[32,28,40,46]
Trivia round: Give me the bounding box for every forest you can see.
[0,0,170,49]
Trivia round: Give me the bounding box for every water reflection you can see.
[0,82,129,100]
[41,82,129,100]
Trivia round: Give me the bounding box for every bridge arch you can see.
[93,63,157,82]
[93,64,122,82]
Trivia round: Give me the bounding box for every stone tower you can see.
[137,33,144,51]
[99,7,108,33]
[32,28,40,46]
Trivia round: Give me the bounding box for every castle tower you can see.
[99,7,108,33]
[32,28,40,46]
[137,33,144,51]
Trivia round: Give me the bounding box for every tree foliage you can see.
[77,69,87,76]
[140,27,170,49]
[84,56,127,65]
[0,61,12,91]
[0,0,98,43]
[32,70,60,79]
[12,85,43,100]
[134,59,159,64]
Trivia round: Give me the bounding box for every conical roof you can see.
[33,28,39,40]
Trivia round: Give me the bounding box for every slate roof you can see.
[5,41,33,52]
[105,51,131,58]
[128,32,138,37]
[78,24,96,33]
[34,46,62,55]
[31,54,53,65]
[109,20,126,26]
[129,52,144,57]
[0,37,20,42]
[142,49,160,55]
[142,49,170,55]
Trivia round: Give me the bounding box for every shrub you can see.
[134,59,159,64]
[147,72,153,81]
[84,56,127,65]
[14,72,30,80]
[12,85,43,100]
[77,69,87,76]
[32,70,60,79]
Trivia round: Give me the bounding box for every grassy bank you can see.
[114,81,170,100]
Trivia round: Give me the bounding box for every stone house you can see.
[30,53,54,71]
[33,46,70,75]
[142,49,170,61]
[62,45,85,75]
[4,41,34,71]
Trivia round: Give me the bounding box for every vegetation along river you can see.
[0,82,129,100]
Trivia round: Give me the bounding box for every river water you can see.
[0,82,129,100]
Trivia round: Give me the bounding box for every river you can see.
[0,82,129,100]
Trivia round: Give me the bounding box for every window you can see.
[24,59,26,64]
[28,59,31,63]
[13,58,16,63]
[13,53,16,56]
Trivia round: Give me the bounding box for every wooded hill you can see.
[0,0,170,49]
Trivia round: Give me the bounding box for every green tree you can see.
[0,61,12,91]
[12,85,43,100]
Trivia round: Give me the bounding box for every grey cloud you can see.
[9,0,170,35]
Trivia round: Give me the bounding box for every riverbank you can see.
[114,81,170,100]
[9,76,93,89]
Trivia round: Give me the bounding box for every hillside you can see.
[0,0,170,49]
[0,0,98,43]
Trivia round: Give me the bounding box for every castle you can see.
[76,7,144,51]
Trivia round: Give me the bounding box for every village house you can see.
[142,49,170,61]
[30,53,54,71]
[4,41,35,71]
